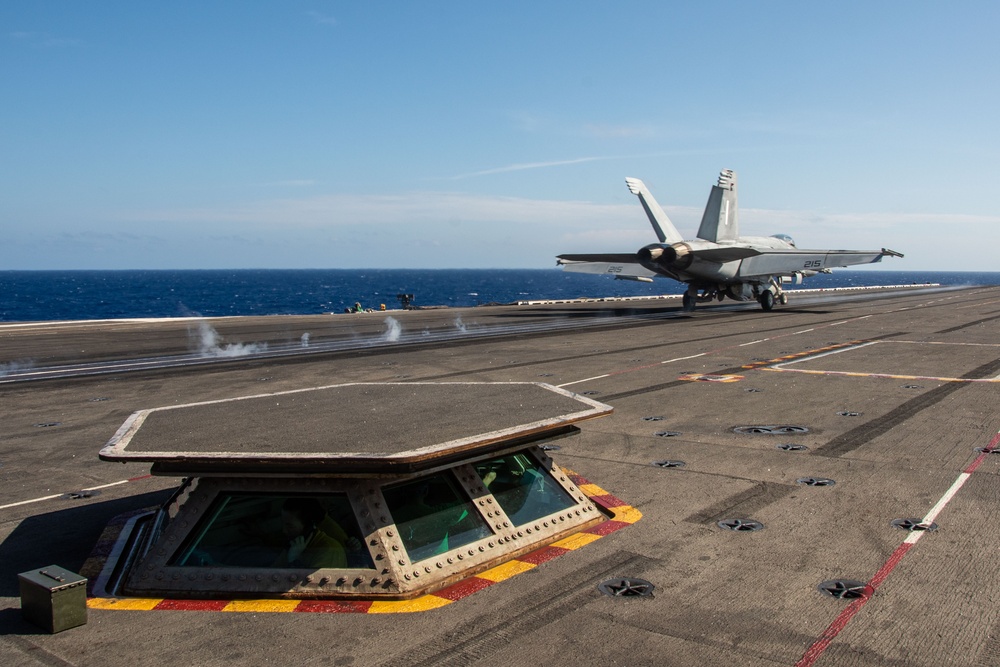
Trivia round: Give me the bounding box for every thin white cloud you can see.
[8,31,80,47]
[114,190,1000,268]
[582,123,657,139]
[307,11,337,26]
[122,192,633,228]
[447,157,612,180]
[445,151,698,180]
[261,179,316,187]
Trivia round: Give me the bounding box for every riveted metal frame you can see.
[121,445,603,600]
[124,477,386,599]
[362,445,603,597]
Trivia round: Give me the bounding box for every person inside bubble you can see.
[272,497,349,568]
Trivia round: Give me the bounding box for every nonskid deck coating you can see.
[1,284,999,667]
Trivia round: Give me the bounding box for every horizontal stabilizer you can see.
[557,254,656,279]
[558,253,641,264]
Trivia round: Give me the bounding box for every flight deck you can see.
[1,284,999,666]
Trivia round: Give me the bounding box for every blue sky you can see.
[2,2,997,271]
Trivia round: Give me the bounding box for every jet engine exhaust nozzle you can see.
[638,243,691,270]
[638,244,677,264]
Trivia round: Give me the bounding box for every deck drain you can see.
[744,388,763,393]
[837,411,862,417]
[34,422,62,428]
[797,477,836,487]
[62,490,101,500]
[817,580,872,600]
[654,431,682,438]
[89,397,110,402]
[597,578,655,598]
[540,445,561,452]
[257,377,272,382]
[902,384,923,389]
[652,460,686,469]
[581,391,600,396]
[733,425,809,435]
[891,518,938,532]
[776,443,809,452]
[538,373,553,377]
[642,416,665,422]
[974,447,1000,454]
[717,518,764,532]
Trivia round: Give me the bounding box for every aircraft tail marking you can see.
[697,169,739,243]
[625,177,684,245]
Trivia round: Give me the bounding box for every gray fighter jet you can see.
[557,169,903,311]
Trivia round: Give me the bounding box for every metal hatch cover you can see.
[99,382,612,475]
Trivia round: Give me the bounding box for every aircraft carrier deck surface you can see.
[2,285,998,666]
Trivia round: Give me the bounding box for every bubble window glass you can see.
[382,473,492,562]
[169,493,374,569]
[474,452,576,526]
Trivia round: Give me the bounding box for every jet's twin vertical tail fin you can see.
[625,177,684,245]
[696,169,739,243]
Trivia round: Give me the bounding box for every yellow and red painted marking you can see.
[678,373,744,383]
[83,471,640,614]
[761,367,999,383]
[740,340,867,371]
[749,339,1000,384]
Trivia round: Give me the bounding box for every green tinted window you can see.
[383,473,492,562]
[169,493,373,569]
[475,452,576,525]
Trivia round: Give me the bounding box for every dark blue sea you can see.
[0,270,997,322]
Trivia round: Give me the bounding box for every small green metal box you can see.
[18,565,88,633]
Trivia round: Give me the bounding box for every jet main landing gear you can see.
[758,291,774,311]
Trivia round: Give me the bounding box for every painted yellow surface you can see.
[609,505,643,524]
[577,483,607,497]
[222,599,301,613]
[679,374,743,383]
[88,597,162,611]
[476,560,537,582]
[549,532,602,550]
[368,595,452,614]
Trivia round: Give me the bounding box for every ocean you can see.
[1,269,997,322]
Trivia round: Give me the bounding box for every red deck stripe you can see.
[964,432,1000,474]
[796,430,1000,666]
[294,600,373,613]
[154,599,230,611]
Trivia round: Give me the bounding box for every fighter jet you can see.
[557,169,903,311]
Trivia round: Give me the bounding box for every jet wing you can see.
[737,248,899,278]
[688,246,763,262]
[556,254,657,278]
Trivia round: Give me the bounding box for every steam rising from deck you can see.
[0,360,34,378]
[381,317,401,342]
[190,319,268,357]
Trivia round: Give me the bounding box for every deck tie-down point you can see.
[598,578,655,598]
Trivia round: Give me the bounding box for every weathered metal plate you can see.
[99,382,611,474]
